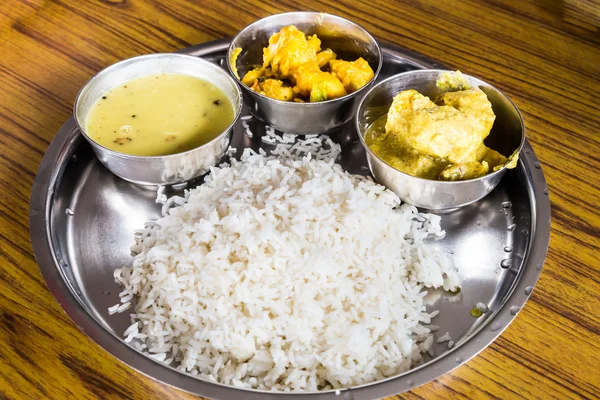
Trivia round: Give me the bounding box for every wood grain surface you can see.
[1,0,599,399]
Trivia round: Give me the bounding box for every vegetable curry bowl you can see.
[227,12,382,134]
[356,69,525,210]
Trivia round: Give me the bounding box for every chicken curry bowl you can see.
[365,71,520,181]
[231,25,376,103]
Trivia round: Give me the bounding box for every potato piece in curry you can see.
[366,71,518,181]
[238,25,374,102]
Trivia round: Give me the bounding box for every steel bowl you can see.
[356,69,525,210]
[74,53,243,186]
[227,12,382,135]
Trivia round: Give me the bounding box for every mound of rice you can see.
[112,145,460,391]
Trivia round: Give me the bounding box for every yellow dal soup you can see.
[86,73,234,156]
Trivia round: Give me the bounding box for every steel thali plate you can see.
[29,39,551,399]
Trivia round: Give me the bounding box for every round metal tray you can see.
[29,39,551,399]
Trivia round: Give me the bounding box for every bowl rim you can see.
[73,53,243,160]
[226,11,383,107]
[355,69,526,184]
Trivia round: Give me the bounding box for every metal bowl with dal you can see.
[356,69,525,211]
[74,53,243,186]
[227,12,382,135]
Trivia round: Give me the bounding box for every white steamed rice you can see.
[111,133,460,391]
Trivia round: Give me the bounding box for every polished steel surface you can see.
[356,70,526,210]
[74,53,243,185]
[226,12,382,134]
[30,40,551,400]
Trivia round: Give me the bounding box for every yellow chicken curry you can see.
[365,71,518,181]
[235,25,375,102]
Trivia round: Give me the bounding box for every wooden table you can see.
[1,1,598,398]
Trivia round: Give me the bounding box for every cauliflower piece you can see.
[242,67,262,87]
[329,57,374,93]
[316,49,337,68]
[250,79,295,101]
[262,25,321,79]
[293,64,347,102]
